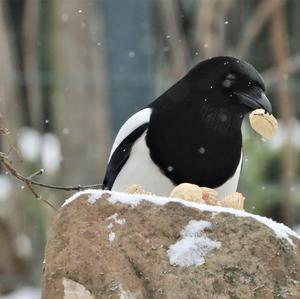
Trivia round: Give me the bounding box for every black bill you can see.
[235,86,272,114]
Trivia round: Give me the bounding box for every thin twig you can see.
[0,151,103,211]
[28,168,44,180]
[29,181,103,191]
[0,152,57,210]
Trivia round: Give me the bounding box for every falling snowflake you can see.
[128,51,136,58]
[61,13,69,21]
[62,128,70,135]
[198,147,206,154]
[167,166,174,172]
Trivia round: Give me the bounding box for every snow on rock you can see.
[45,189,300,298]
[63,278,94,299]
[87,190,103,204]
[62,189,102,206]
[63,190,300,246]
[106,213,125,243]
[106,213,126,225]
[108,232,116,242]
[167,220,221,267]
[293,224,300,237]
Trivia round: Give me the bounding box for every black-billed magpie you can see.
[103,56,272,198]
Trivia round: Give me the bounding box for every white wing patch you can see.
[108,108,152,162]
[215,152,243,199]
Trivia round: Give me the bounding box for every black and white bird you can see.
[103,56,272,198]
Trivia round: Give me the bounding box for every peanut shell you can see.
[249,109,278,139]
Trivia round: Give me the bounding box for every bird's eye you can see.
[222,73,236,88]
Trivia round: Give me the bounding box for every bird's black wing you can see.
[102,123,148,189]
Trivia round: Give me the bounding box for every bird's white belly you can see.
[215,152,242,199]
[112,132,175,195]
[112,132,242,199]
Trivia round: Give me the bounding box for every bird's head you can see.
[187,56,272,117]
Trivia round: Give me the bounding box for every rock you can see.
[42,191,300,299]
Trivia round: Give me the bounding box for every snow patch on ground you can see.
[63,190,300,246]
[168,220,221,267]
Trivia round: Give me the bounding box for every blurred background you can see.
[0,0,299,297]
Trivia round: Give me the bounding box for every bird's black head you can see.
[187,56,272,116]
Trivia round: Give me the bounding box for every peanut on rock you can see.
[124,183,245,210]
[249,109,278,140]
[169,183,205,203]
[125,184,151,195]
[169,183,244,210]
[201,187,219,205]
[220,192,245,210]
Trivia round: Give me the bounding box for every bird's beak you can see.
[235,87,272,114]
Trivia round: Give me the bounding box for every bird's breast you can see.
[146,112,242,190]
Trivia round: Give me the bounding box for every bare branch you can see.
[0,152,57,210]
[235,0,284,58]
[269,0,295,227]
[28,168,44,180]
[263,53,300,88]
[194,0,235,58]
[159,0,189,79]
[0,151,104,211]
[29,181,103,192]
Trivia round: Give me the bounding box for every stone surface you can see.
[42,192,300,299]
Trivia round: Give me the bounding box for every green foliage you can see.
[240,128,300,224]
